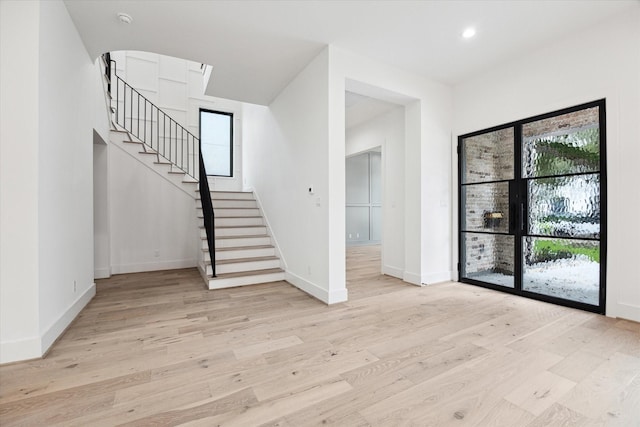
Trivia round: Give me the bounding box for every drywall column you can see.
[0,0,41,362]
[243,48,346,304]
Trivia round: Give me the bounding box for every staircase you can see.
[197,191,286,289]
[101,53,286,290]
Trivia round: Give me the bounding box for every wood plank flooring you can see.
[1,245,638,426]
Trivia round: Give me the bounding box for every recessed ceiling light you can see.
[117,12,133,24]
[462,27,476,39]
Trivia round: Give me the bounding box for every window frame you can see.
[199,108,234,177]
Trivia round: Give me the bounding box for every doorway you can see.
[346,150,382,246]
[458,100,606,313]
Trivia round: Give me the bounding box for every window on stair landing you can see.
[199,109,233,177]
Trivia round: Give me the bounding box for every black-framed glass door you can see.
[458,100,606,314]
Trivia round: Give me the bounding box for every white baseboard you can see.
[382,265,403,279]
[285,271,347,305]
[613,302,640,323]
[422,270,454,285]
[0,336,41,365]
[403,271,422,286]
[1,283,96,365]
[94,267,111,279]
[110,258,197,275]
[286,271,328,303]
[41,283,96,354]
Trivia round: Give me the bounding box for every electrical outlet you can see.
[307,265,311,275]
[73,280,77,293]
[154,250,160,257]
[349,233,352,239]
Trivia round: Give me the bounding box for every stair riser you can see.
[215,247,275,261]
[211,192,254,200]
[213,259,281,275]
[212,199,257,209]
[215,236,272,248]
[216,217,264,227]
[208,272,286,289]
[214,208,260,217]
[196,216,265,227]
[200,227,267,240]
[215,227,267,237]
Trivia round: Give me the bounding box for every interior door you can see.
[459,100,606,314]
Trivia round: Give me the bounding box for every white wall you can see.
[0,0,42,363]
[346,107,406,279]
[453,7,640,321]
[330,47,454,286]
[108,140,198,274]
[112,51,244,191]
[93,132,110,279]
[0,0,99,363]
[243,48,343,303]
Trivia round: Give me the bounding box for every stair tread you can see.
[215,225,265,229]
[209,190,253,194]
[215,234,269,240]
[211,268,284,279]
[216,255,278,265]
[215,245,274,252]
[212,198,256,202]
[215,216,262,219]
[214,207,258,210]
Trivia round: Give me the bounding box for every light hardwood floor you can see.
[1,245,638,426]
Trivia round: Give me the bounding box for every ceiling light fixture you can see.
[462,27,476,39]
[117,12,133,24]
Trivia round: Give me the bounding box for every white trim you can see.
[110,258,196,275]
[382,264,403,279]
[41,283,96,354]
[158,76,188,85]
[403,271,422,286]
[613,302,640,323]
[252,190,288,270]
[94,267,111,279]
[422,270,453,285]
[328,287,348,305]
[285,270,349,304]
[0,336,41,365]
[0,284,97,364]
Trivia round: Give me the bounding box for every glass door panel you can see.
[462,233,515,288]
[521,104,603,307]
[522,106,600,178]
[462,182,511,234]
[523,237,600,305]
[460,127,515,289]
[528,174,600,239]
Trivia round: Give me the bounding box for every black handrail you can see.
[102,53,216,277]
[108,59,198,179]
[199,150,216,277]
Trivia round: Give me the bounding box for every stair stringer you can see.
[251,189,288,272]
[108,126,197,199]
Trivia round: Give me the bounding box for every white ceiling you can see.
[345,92,399,129]
[64,0,636,105]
